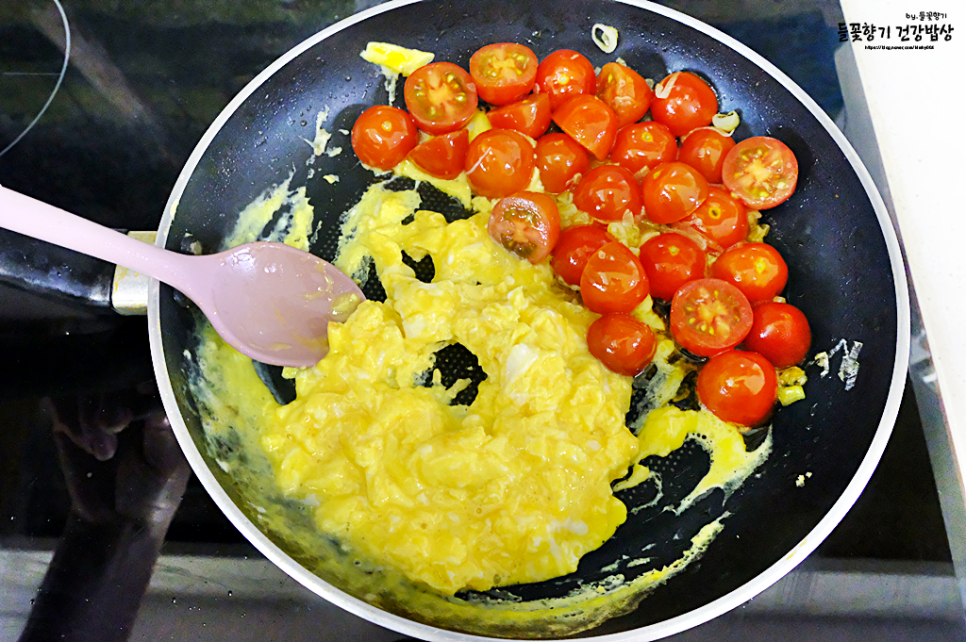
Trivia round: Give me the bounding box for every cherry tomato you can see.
[351,105,419,170]
[677,185,748,250]
[550,225,613,286]
[580,241,649,314]
[551,95,618,161]
[641,161,709,224]
[469,42,539,105]
[486,92,551,139]
[408,128,469,180]
[638,233,706,301]
[535,49,597,111]
[697,350,778,426]
[670,278,753,357]
[742,301,812,368]
[711,242,788,303]
[595,62,652,129]
[487,191,560,264]
[587,313,657,377]
[722,136,799,210]
[404,62,479,135]
[572,165,642,223]
[535,133,590,194]
[678,128,736,184]
[465,129,535,199]
[650,71,718,137]
[609,121,678,181]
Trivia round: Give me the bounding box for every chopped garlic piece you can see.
[712,110,740,133]
[592,24,619,54]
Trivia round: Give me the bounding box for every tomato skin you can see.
[550,225,613,286]
[670,278,753,357]
[742,302,812,368]
[487,191,560,264]
[639,233,707,301]
[650,71,718,137]
[609,122,678,181]
[404,62,479,135]
[711,242,788,303]
[587,313,657,377]
[697,350,778,426]
[552,95,618,161]
[641,161,709,224]
[408,128,469,180]
[535,49,597,111]
[596,62,652,129]
[351,105,419,170]
[722,136,799,210]
[465,129,535,199]
[677,185,748,251]
[572,165,642,222]
[678,128,736,184]
[535,133,590,194]
[580,241,649,314]
[486,92,552,139]
[469,42,539,105]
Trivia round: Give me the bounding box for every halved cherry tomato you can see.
[550,225,612,286]
[742,301,811,368]
[465,129,535,199]
[572,165,642,222]
[722,136,799,210]
[535,133,590,194]
[552,95,618,161]
[711,242,788,303]
[697,350,778,426]
[587,313,657,377]
[650,71,718,137]
[469,42,539,105]
[609,122,678,181]
[641,161,709,224]
[404,62,479,135]
[638,233,706,301]
[676,185,748,250]
[670,278,753,357]
[408,129,469,180]
[486,92,551,139]
[487,191,560,264]
[351,105,418,170]
[535,49,597,111]
[580,241,649,314]
[678,128,736,184]
[595,62,652,129]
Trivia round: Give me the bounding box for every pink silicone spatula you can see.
[0,186,364,367]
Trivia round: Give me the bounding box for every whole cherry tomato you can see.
[697,350,778,426]
[678,127,736,184]
[535,133,590,194]
[551,95,618,161]
[676,185,748,251]
[408,128,469,180]
[486,92,552,139]
[535,49,597,110]
[469,42,539,105]
[550,225,613,286]
[722,136,799,210]
[711,242,788,303]
[465,129,535,199]
[641,161,709,224]
[580,241,649,314]
[487,191,560,264]
[587,313,657,377]
[572,165,642,222]
[595,62,652,129]
[742,301,812,368]
[404,62,479,135]
[650,71,718,137]
[351,105,418,170]
[609,121,678,181]
[670,278,753,357]
[638,233,707,301]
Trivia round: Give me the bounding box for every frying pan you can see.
[12,0,911,638]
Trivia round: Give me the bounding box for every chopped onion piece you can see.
[592,24,619,53]
[712,110,740,132]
